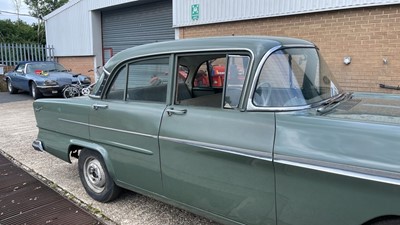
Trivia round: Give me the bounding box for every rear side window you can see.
[126,57,170,102]
[106,66,127,100]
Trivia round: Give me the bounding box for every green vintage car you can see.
[32,36,400,225]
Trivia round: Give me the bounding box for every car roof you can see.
[104,36,315,73]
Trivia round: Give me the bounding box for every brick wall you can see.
[57,56,95,81]
[180,5,400,93]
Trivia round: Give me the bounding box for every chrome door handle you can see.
[92,104,108,110]
[166,108,187,116]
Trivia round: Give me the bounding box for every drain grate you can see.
[0,154,105,225]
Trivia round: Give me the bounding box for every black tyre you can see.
[78,149,121,202]
[371,219,400,225]
[7,79,18,94]
[30,82,42,100]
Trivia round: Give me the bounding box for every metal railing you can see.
[0,43,55,66]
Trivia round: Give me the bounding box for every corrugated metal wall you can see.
[102,0,174,54]
[45,0,93,56]
[173,0,400,27]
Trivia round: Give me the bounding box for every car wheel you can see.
[30,82,42,100]
[78,149,121,202]
[7,79,18,94]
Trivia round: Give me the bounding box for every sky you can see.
[0,0,38,24]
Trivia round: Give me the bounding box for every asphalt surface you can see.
[0,92,218,225]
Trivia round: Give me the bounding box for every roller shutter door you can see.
[102,0,174,59]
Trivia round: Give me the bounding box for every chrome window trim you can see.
[58,118,158,139]
[246,44,317,112]
[275,154,400,186]
[159,136,272,161]
[107,48,255,76]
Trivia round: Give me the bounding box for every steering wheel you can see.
[254,82,272,106]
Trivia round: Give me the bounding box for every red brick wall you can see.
[57,56,95,81]
[180,5,400,93]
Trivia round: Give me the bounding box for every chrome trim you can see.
[36,85,60,88]
[103,67,110,75]
[103,140,153,155]
[108,48,255,76]
[58,118,158,139]
[32,139,44,152]
[159,136,272,161]
[246,45,317,112]
[275,154,400,186]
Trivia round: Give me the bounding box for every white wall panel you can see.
[45,0,93,56]
[173,0,400,27]
[45,0,150,56]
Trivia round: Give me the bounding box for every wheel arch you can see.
[68,139,116,180]
[363,215,400,225]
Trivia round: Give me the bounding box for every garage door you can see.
[102,0,174,62]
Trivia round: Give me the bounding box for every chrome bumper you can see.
[32,139,44,152]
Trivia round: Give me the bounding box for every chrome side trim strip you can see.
[103,140,153,155]
[58,118,158,139]
[37,85,60,88]
[275,154,400,186]
[159,136,272,161]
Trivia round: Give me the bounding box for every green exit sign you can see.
[191,4,199,20]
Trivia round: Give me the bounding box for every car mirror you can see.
[16,69,24,73]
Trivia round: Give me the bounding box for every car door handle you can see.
[92,104,108,110]
[166,108,187,116]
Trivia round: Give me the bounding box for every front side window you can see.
[176,53,250,109]
[253,48,342,107]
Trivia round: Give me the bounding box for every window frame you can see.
[102,54,173,103]
[173,51,253,109]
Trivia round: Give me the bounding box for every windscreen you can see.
[253,48,342,107]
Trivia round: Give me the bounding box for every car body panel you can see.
[88,100,166,193]
[32,37,400,225]
[159,106,276,224]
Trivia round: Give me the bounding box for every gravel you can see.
[0,92,219,225]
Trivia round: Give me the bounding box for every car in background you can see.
[5,61,91,99]
[32,37,400,225]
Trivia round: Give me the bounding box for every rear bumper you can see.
[32,139,44,152]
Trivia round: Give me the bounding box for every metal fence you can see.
[0,43,55,66]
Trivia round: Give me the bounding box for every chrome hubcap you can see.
[7,81,12,92]
[84,157,106,193]
[31,85,36,98]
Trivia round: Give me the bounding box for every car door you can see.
[10,63,28,90]
[89,56,171,194]
[159,54,276,224]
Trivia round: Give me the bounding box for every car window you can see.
[224,55,250,108]
[176,53,250,109]
[193,62,210,87]
[106,66,127,100]
[126,57,170,103]
[253,48,341,107]
[15,64,26,73]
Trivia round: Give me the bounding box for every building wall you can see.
[57,56,96,81]
[180,5,400,94]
